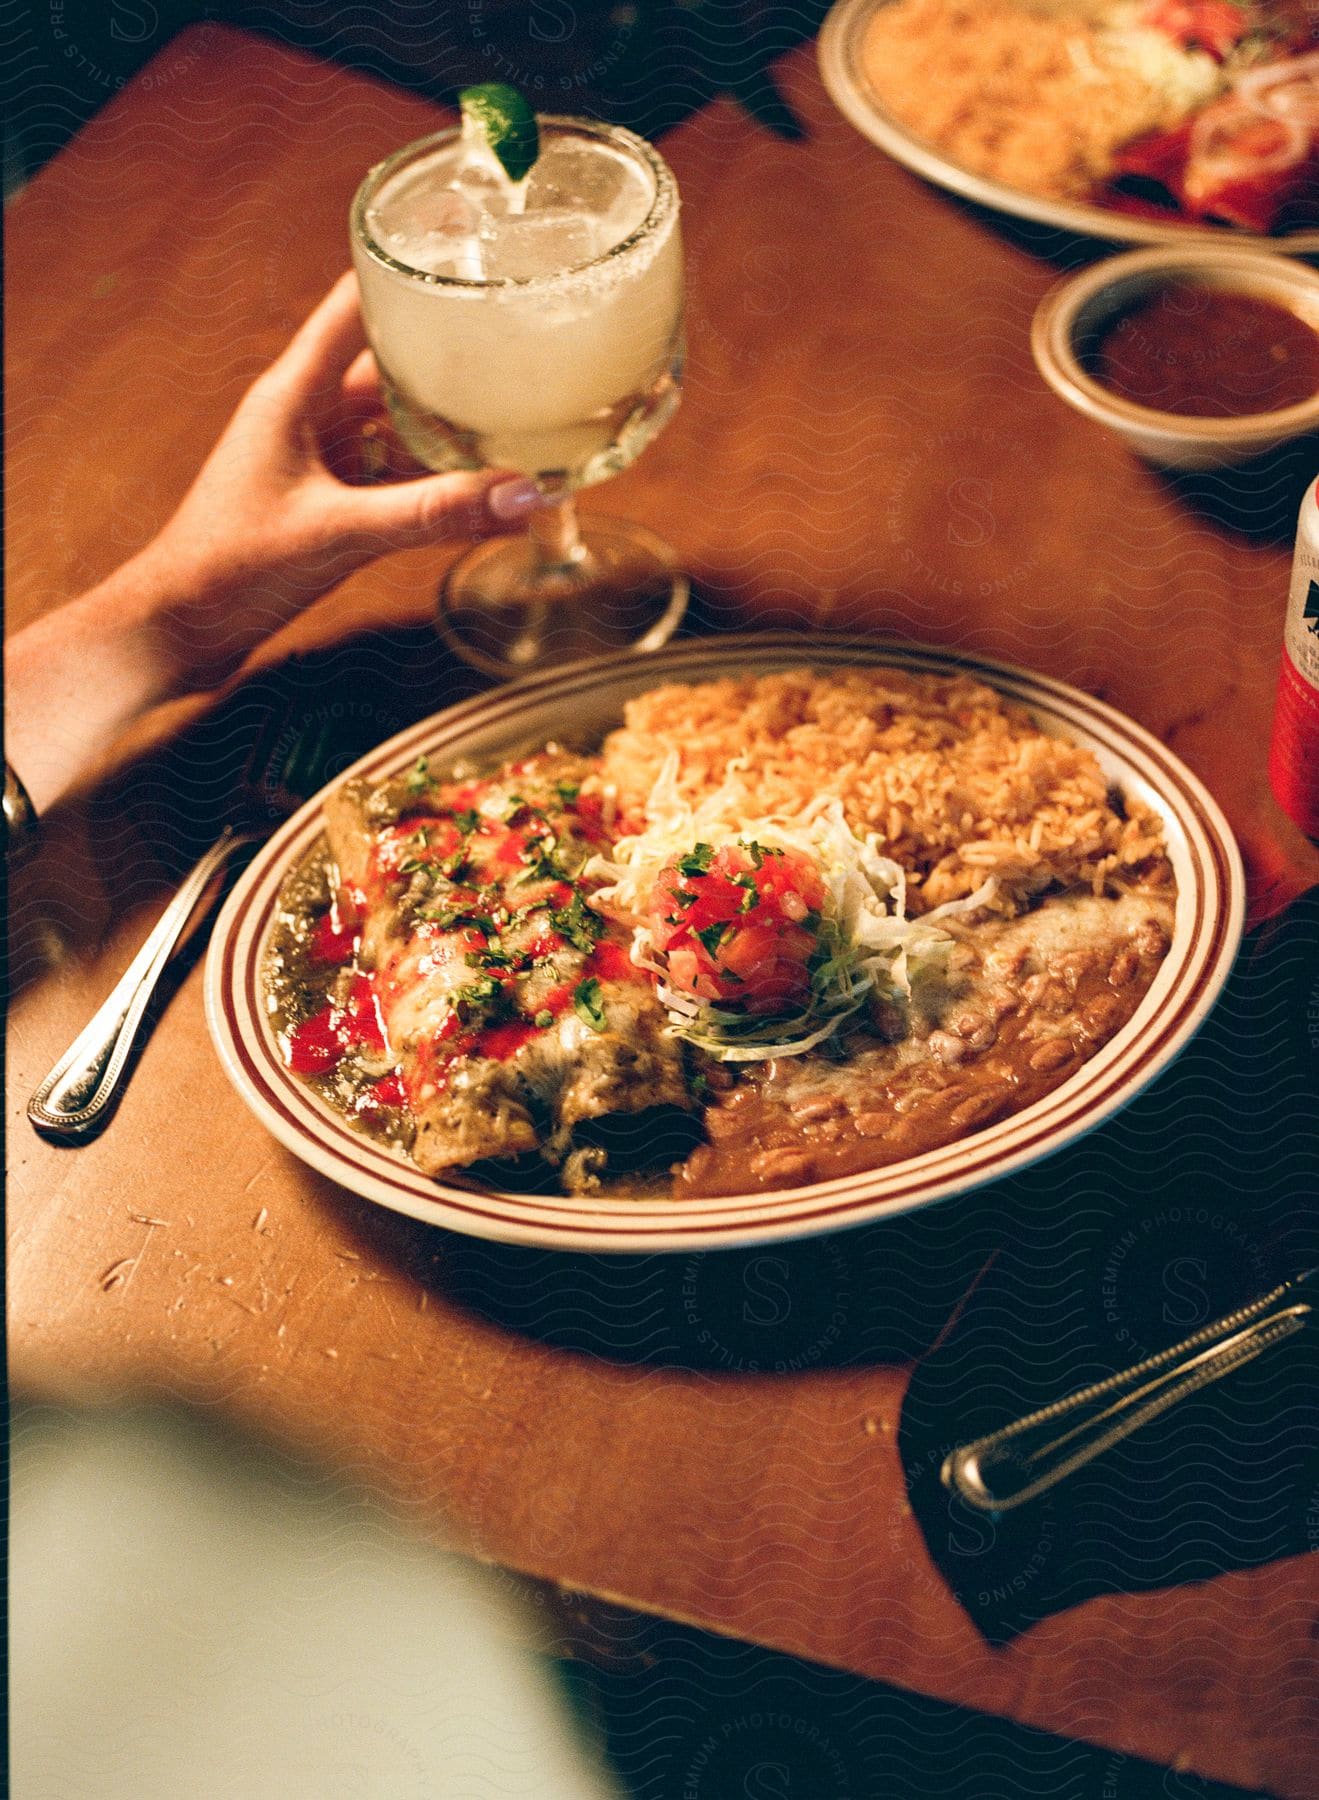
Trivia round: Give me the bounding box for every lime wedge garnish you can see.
[458,83,539,184]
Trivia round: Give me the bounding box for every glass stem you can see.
[528,497,590,580]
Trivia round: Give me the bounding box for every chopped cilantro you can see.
[516,833,565,884]
[454,974,502,1017]
[696,921,730,959]
[452,809,480,836]
[573,977,607,1033]
[406,756,435,795]
[534,1009,554,1029]
[554,780,580,807]
[549,891,601,954]
[419,904,495,931]
[677,843,715,878]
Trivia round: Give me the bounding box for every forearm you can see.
[4,547,193,815]
[4,274,541,822]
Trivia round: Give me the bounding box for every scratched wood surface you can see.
[7,26,1319,1797]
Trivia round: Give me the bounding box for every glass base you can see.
[437,515,689,679]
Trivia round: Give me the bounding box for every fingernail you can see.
[488,477,546,524]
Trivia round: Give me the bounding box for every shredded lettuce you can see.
[585,755,997,1062]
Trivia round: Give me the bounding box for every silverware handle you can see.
[942,1272,1315,1512]
[27,829,257,1141]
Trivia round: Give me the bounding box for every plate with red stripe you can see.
[204,635,1243,1252]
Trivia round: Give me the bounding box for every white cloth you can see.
[11,1402,620,1800]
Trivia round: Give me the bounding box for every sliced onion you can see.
[1186,92,1310,197]
[1234,51,1319,127]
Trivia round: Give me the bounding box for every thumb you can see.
[332,469,547,548]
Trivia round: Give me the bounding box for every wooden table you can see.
[8,25,1319,1797]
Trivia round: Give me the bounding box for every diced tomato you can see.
[666,943,727,1002]
[708,922,775,979]
[649,841,826,1015]
[752,849,825,919]
[716,922,815,1011]
[649,868,690,949]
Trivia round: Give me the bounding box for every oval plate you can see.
[818,0,1319,254]
[205,635,1243,1252]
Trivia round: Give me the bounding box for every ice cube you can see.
[371,168,476,238]
[370,189,484,277]
[450,157,512,223]
[480,211,597,281]
[525,141,630,215]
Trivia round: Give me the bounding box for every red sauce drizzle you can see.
[479,1020,542,1062]
[294,765,631,1099]
[286,973,386,1074]
[308,899,361,966]
[589,939,636,983]
[356,1073,407,1114]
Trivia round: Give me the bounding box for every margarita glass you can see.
[351,117,686,675]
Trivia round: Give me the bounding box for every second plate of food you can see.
[819,0,1319,250]
[205,635,1243,1252]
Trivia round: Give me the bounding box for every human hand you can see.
[140,271,546,686]
[6,274,551,818]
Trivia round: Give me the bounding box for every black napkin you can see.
[899,888,1319,1644]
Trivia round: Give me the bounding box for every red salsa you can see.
[1089,283,1319,418]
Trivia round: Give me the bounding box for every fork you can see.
[27,827,263,1141]
[26,679,368,1143]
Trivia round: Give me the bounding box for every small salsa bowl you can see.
[1031,246,1319,469]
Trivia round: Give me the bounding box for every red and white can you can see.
[1269,475,1319,841]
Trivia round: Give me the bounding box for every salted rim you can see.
[204,635,1244,1254]
[818,0,1319,255]
[350,116,678,292]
